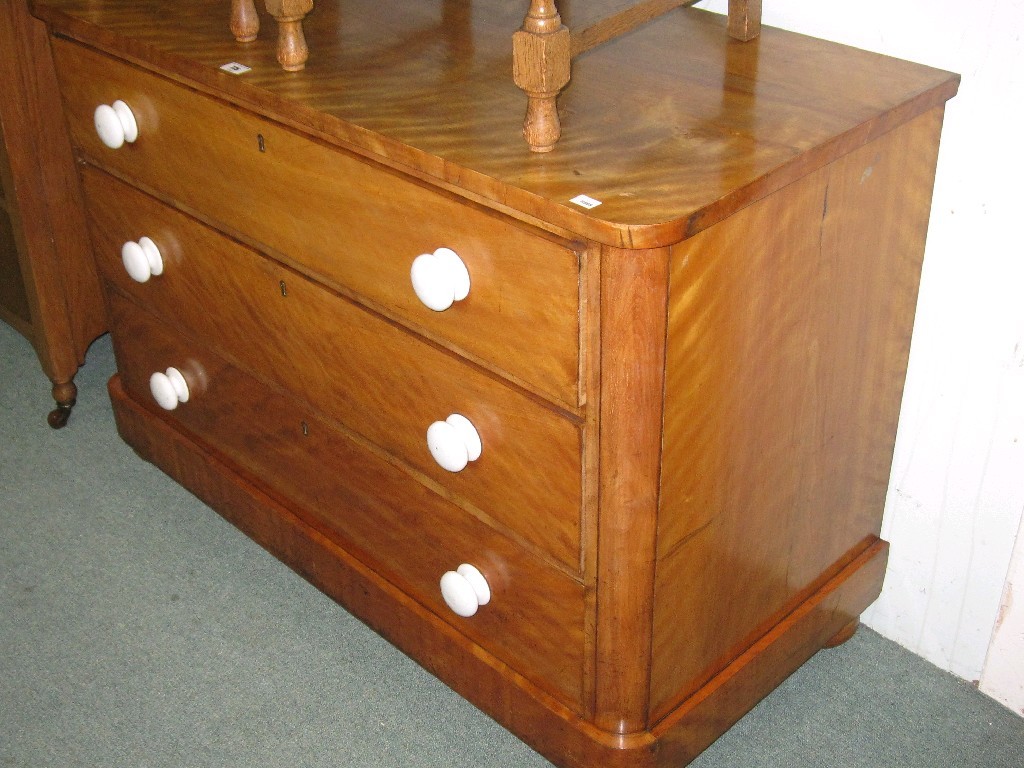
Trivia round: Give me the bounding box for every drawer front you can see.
[53,37,582,407]
[107,290,586,710]
[83,167,583,569]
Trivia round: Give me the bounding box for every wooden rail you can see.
[571,0,700,58]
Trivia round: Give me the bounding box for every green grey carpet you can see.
[2,321,1022,767]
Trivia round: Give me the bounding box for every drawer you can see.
[83,166,583,569]
[52,37,582,407]
[107,290,586,710]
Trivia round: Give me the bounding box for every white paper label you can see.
[220,62,252,75]
[569,194,603,209]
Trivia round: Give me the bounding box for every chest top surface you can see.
[32,0,957,246]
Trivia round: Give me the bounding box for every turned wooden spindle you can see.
[264,0,314,71]
[727,0,762,41]
[512,1,762,152]
[230,0,260,42]
[513,1,571,153]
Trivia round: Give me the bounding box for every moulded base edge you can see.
[108,374,889,768]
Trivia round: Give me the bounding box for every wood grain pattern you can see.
[593,245,670,733]
[516,1,712,152]
[108,291,587,710]
[32,0,958,248]
[82,166,585,572]
[35,2,958,765]
[651,108,945,718]
[52,37,583,408]
[110,373,891,767]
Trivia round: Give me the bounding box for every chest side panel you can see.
[651,109,945,718]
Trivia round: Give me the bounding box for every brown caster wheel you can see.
[47,381,77,430]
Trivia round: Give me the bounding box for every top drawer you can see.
[51,37,583,407]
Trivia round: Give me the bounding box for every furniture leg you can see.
[727,0,761,41]
[230,0,260,43]
[824,619,860,648]
[47,378,76,429]
[264,0,313,71]
[513,1,571,153]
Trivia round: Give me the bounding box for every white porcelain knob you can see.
[410,247,470,311]
[149,367,189,411]
[440,564,490,618]
[121,237,164,283]
[426,413,481,472]
[94,100,139,149]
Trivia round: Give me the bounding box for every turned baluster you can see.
[513,0,571,153]
[264,0,314,71]
[230,0,260,42]
[512,1,762,153]
[230,0,313,71]
[728,0,762,41]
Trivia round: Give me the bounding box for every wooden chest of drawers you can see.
[33,1,959,765]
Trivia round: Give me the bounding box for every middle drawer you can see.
[83,167,584,570]
[107,289,586,711]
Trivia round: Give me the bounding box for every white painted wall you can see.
[699,0,1024,712]
[983,514,1024,714]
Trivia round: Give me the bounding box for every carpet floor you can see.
[2,322,1022,767]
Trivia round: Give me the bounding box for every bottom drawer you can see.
[107,289,586,710]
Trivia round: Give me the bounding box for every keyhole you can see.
[257,133,266,152]
[301,421,309,437]
[279,280,288,297]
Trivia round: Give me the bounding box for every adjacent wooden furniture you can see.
[0,0,105,427]
[230,0,313,71]
[32,0,958,765]
[512,0,761,151]
[227,0,762,151]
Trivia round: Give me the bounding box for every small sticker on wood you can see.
[220,62,252,75]
[570,194,603,209]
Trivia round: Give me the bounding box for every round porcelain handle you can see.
[94,100,139,149]
[121,237,164,283]
[149,367,190,411]
[426,414,481,472]
[410,247,470,311]
[439,564,490,618]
